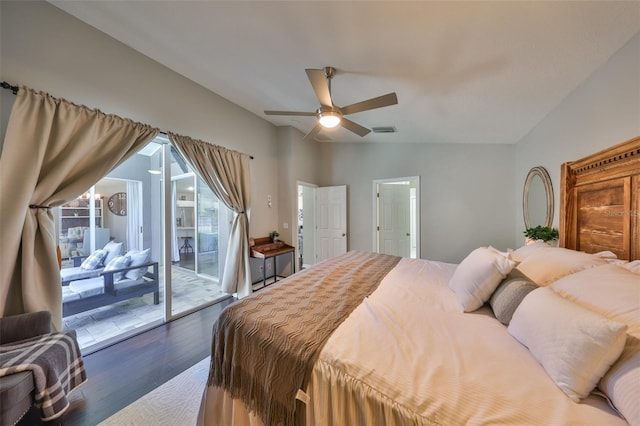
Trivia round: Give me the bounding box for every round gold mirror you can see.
[523,166,553,229]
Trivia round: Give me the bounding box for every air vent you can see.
[371,126,397,133]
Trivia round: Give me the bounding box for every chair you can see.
[0,311,86,425]
[0,311,52,425]
[77,227,111,256]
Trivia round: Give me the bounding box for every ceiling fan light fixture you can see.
[318,110,341,128]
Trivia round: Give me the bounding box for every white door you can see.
[378,183,411,257]
[316,185,347,262]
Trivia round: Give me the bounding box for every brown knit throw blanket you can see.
[208,250,401,426]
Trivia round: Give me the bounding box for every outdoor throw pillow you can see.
[80,249,107,270]
[104,255,132,281]
[124,248,151,281]
[103,241,124,265]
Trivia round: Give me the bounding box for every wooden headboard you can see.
[560,136,640,260]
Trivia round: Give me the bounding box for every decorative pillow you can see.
[489,269,538,325]
[124,248,151,280]
[550,264,639,333]
[550,264,640,424]
[487,246,512,259]
[515,247,607,286]
[67,226,85,240]
[80,249,107,270]
[622,260,640,273]
[103,255,131,282]
[448,247,517,312]
[605,258,631,266]
[510,240,552,262]
[593,250,618,259]
[508,287,627,402]
[103,241,123,266]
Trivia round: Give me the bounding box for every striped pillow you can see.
[104,255,131,281]
[80,249,107,270]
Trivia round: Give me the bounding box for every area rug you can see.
[99,357,210,425]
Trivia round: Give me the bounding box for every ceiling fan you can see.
[264,66,398,139]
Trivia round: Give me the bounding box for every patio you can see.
[63,266,230,351]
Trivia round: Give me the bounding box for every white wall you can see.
[515,33,640,245]
[0,1,280,240]
[317,142,516,263]
[276,126,321,244]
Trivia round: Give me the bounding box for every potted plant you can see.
[269,230,280,243]
[523,225,559,245]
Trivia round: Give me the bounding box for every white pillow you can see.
[103,240,123,265]
[510,240,552,262]
[515,247,607,286]
[124,248,151,280]
[593,250,618,259]
[448,247,516,312]
[550,264,639,424]
[550,264,639,335]
[622,260,640,273]
[508,287,627,402]
[487,245,512,259]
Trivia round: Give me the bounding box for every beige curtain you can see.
[0,87,158,329]
[168,133,252,297]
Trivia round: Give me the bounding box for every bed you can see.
[198,136,640,426]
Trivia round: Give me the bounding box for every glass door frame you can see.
[163,143,227,321]
[171,171,197,273]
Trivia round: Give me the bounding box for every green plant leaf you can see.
[523,225,558,242]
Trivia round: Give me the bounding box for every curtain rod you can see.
[1,81,19,95]
[1,81,254,159]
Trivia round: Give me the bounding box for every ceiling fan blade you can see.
[303,124,323,140]
[341,92,398,116]
[341,118,371,137]
[264,110,316,116]
[305,69,333,108]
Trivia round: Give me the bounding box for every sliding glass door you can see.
[169,147,226,317]
[196,180,219,278]
[59,139,164,351]
[59,136,228,352]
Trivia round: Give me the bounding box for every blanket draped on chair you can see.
[208,250,401,426]
[0,331,87,421]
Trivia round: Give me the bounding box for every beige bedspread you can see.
[200,255,627,426]
[206,250,400,426]
[308,257,626,425]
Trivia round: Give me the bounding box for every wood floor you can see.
[18,297,234,426]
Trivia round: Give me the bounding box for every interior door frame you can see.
[372,176,420,258]
[296,180,318,269]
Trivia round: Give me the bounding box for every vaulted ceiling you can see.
[50,1,640,144]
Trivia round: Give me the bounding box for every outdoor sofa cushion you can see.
[60,266,103,284]
[63,276,146,301]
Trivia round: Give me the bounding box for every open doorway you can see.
[373,176,420,258]
[297,182,317,270]
[172,175,196,271]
